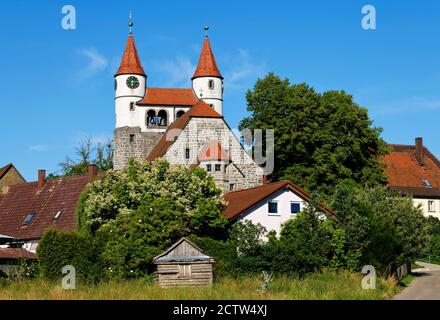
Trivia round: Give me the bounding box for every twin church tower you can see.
[114,24,224,170]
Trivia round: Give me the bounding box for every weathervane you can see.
[204,25,209,36]
[129,11,134,34]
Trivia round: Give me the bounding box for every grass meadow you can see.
[0,271,401,300]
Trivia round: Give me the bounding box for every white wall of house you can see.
[413,198,440,219]
[235,189,306,234]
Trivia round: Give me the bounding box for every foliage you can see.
[48,137,113,179]
[77,159,227,236]
[74,159,228,278]
[239,73,389,197]
[8,259,40,281]
[329,184,430,275]
[36,229,105,283]
[229,220,267,256]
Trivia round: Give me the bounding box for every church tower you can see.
[192,27,224,115]
[113,18,162,170]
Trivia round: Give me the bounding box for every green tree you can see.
[239,73,389,197]
[77,159,227,235]
[48,138,113,179]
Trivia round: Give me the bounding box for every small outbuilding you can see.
[153,238,214,287]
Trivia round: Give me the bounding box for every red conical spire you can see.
[192,35,223,80]
[115,34,145,76]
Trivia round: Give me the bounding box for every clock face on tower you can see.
[126,76,139,89]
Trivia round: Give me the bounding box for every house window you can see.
[185,148,190,159]
[207,164,212,172]
[23,211,35,226]
[291,202,301,214]
[208,79,215,90]
[428,201,436,212]
[268,201,278,215]
[129,102,135,111]
[129,134,135,143]
[215,164,221,172]
[230,184,235,192]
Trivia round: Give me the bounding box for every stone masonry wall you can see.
[163,118,265,193]
[114,126,163,170]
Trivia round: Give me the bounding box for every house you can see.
[113,23,266,193]
[153,238,214,287]
[0,165,97,252]
[0,163,26,190]
[223,180,335,234]
[384,137,440,218]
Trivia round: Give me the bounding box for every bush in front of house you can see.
[37,228,105,283]
[81,160,228,279]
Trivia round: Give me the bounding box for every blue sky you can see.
[1,0,440,180]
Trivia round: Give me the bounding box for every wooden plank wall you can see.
[156,263,213,286]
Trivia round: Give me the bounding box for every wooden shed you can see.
[153,238,214,287]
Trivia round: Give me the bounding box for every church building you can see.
[113,25,266,193]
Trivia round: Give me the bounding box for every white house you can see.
[223,180,335,234]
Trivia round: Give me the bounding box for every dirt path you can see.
[394,262,440,300]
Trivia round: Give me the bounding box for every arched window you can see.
[176,110,185,119]
[157,110,168,127]
[147,110,156,128]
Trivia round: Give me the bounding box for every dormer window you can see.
[422,179,432,188]
[23,211,35,226]
[208,79,215,90]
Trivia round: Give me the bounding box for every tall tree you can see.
[239,73,388,197]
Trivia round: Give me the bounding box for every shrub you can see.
[37,229,105,283]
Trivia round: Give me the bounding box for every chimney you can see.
[38,170,46,191]
[415,137,424,166]
[87,164,97,183]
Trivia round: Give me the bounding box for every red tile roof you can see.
[137,88,198,106]
[0,248,36,260]
[198,141,231,161]
[192,36,223,79]
[384,144,440,197]
[0,175,90,241]
[223,180,335,220]
[115,34,145,76]
[146,100,223,161]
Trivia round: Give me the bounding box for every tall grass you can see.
[0,271,398,300]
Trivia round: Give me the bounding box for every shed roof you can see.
[153,238,213,264]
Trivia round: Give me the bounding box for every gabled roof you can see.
[153,237,212,264]
[192,36,223,80]
[198,141,231,162]
[384,143,440,198]
[0,164,13,180]
[0,248,36,260]
[0,163,25,182]
[146,100,223,161]
[223,180,335,220]
[136,88,198,106]
[115,34,145,76]
[0,175,90,241]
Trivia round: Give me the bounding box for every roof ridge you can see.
[225,180,289,195]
